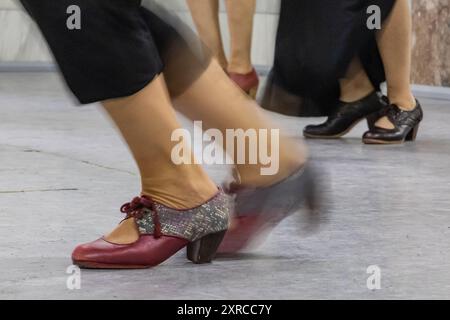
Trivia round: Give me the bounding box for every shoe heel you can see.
[187,230,227,264]
[406,124,420,141]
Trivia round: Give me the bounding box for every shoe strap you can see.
[121,192,229,242]
[120,196,162,239]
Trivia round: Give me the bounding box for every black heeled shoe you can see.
[362,99,423,145]
[303,91,387,139]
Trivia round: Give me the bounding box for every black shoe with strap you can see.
[303,91,387,139]
[362,99,423,145]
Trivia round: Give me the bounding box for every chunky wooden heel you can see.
[406,124,420,141]
[187,230,227,264]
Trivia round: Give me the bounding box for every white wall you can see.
[0,0,280,66]
[0,0,52,62]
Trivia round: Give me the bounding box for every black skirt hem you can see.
[75,70,163,105]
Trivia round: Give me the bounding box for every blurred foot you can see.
[218,164,323,254]
[228,68,259,99]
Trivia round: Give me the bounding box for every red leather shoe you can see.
[218,165,323,254]
[72,191,229,269]
[228,68,260,99]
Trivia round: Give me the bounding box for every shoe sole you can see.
[363,123,420,145]
[303,118,364,139]
[362,138,405,145]
[73,260,153,269]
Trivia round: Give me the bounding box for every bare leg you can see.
[225,0,256,74]
[173,60,307,188]
[339,57,375,102]
[187,0,228,70]
[102,75,218,244]
[375,0,416,129]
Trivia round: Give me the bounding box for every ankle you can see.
[388,94,416,111]
[141,168,218,209]
[227,58,253,75]
[340,82,375,103]
[216,56,229,71]
[142,183,218,209]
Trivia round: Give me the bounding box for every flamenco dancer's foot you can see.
[228,68,260,99]
[72,190,229,269]
[303,91,386,139]
[363,98,423,145]
[218,164,322,254]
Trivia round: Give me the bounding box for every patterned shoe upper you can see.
[120,190,230,242]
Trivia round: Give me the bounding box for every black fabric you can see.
[20,0,206,105]
[261,0,396,117]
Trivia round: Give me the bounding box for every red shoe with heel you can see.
[72,190,229,269]
[228,68,260,99]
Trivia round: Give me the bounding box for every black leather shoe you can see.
[303,91,387,139]
[362,99,423,144]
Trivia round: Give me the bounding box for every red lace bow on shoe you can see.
[120,196,162,239]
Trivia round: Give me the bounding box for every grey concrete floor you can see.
[0,72,450,300]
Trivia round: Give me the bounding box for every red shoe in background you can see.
[228,68,260,99]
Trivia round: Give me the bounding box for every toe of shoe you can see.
[303,126,320,136]
[303,124,316,131]
[362,131,371,139]
[71,238,106,263]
